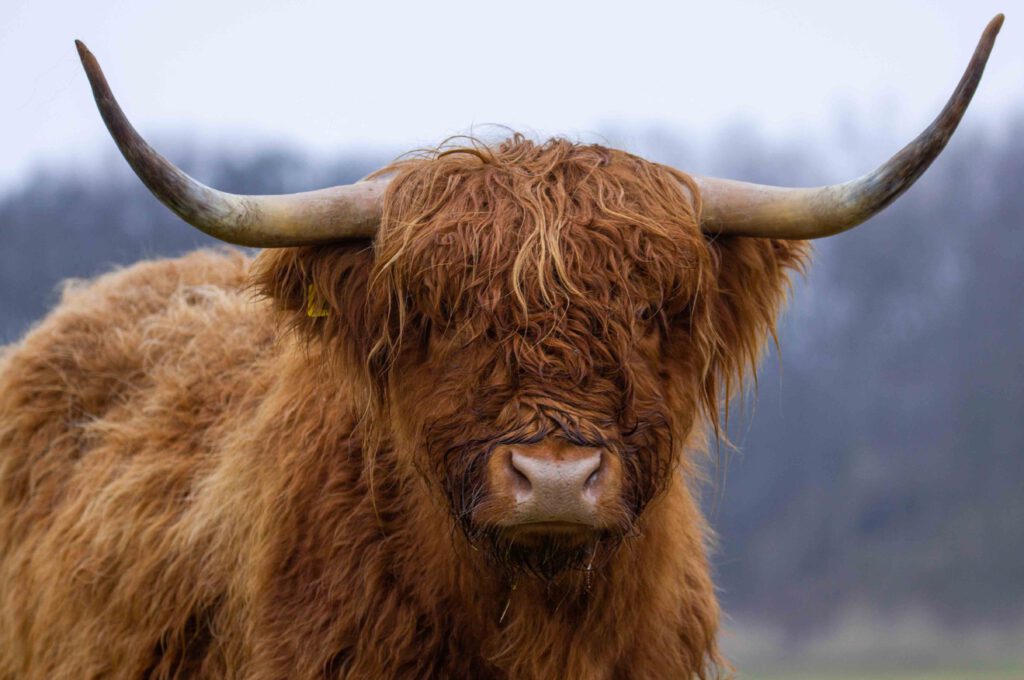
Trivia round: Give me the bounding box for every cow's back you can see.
[0,249,274,678]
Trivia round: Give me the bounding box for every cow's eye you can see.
[637,304,660,324]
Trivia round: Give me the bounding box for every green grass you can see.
[745,665,1024,680]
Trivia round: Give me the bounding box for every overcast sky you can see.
[1,0,1020,191]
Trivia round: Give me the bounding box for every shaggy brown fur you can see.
[0,136,807,679]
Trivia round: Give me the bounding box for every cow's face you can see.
[255,136,808,578]
[366,138,721,577]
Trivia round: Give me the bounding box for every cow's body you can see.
[0,246,726,678]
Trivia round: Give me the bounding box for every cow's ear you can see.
[703,236,810,421]
[250,244,376,355]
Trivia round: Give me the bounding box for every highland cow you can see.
[0,16,1002,680]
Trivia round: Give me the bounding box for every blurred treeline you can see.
[1,119,1021,635]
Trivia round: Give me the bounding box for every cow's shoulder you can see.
[0,248,279,507]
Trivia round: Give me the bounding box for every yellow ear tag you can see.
[306,284,330,318]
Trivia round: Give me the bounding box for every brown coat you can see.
[0,137,807,678]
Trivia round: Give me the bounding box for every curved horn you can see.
[75,41,386,247]
[695,14,1003,240]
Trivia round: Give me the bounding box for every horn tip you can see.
[74,40,99,74]
[987,14,1005,36]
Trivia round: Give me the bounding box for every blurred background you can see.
[2,1,1022,677]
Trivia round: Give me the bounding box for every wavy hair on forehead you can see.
[371,133,707,310]
[365,134,718,379]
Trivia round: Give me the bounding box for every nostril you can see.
[508,452,533,497]
[585,464,602,490]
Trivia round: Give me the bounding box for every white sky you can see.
[1,0,1020,191]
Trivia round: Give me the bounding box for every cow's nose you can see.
[509,449,602,503]
[489,441,614,526]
